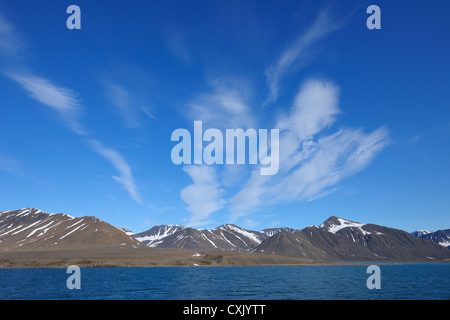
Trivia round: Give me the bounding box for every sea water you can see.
[0,263,449,300]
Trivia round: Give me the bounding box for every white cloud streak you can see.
[1,14,83,135]
[89,140,143,205]
[7,72,85,135]
[264,10,340,105]
[187,77,256,130]
[180,47,389,224]
[180,165,226,227]
[0,13,22,58]
[1,12,146,205]
[103,81,155,129]
[0,152,23,175]
[181,77,255,224]
[175,9,387,226]
[230,79,390,216]
[166,29,192,64]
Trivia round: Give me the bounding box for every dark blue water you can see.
[0,263,449,300]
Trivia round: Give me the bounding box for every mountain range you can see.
[253,216,450,261]
[411,229,450,249]
[1,208,449,263]
[131,216,450,261]
[132,224,294,251]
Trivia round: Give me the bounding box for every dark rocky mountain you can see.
[0,208,142,251]
[130,217,450,261]
[261,227,297,237]
[132,224,295,251]
[138,224,268,252]
[412,229,450,249]
[132,225,186,247]
[411,230,432,238]
[254,216,450,261]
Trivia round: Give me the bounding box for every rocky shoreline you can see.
[0,247,335,268]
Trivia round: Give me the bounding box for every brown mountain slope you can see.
[254,216,450,261]
[0,208,142,251]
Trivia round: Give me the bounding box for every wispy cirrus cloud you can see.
[230,79,390,216]
[175,9,388,226]
[165,29,192,65]
[180,77,256,225]
[8,70,146,205]
[0,151,23,175]
[0,12,146,205]
[103,81,155,129]
[264,10,340,105]
[0,13,23,58]
[180,165,226,227]
[6,72,85,135]
[0,151,46,183]
[187,77,256,130]
[89,139,143,205]
[1,13,83,135]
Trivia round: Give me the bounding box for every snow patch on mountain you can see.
[133,225,186,247]
[220,224,263,245]
[320,217,371,235]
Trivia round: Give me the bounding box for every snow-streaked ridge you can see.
[218,224,264,245]
[0,208,141,250]
[411,230,432,237]
[321,217,371,235]
[134,225,186,247]
[0,208,75,220]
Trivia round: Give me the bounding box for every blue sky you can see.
[0,1,449,233]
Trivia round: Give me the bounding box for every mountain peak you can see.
[1,207,45,215]
[319,216,368,234]
[1,207,75,220]
[217,223,240,230]
[319,216,345,227]
[411,230,432,237]
[412,229,450,248]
